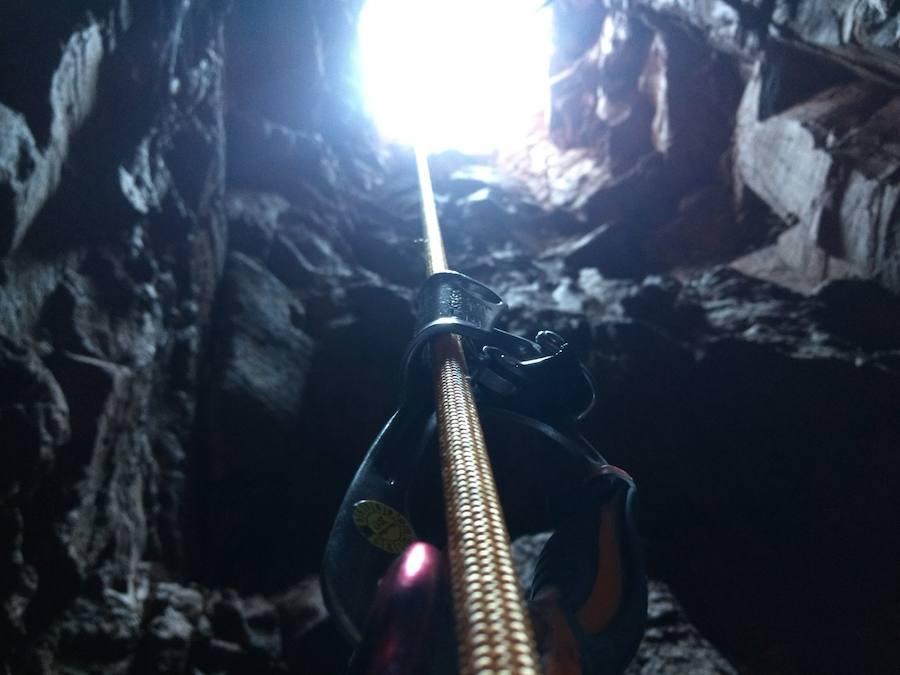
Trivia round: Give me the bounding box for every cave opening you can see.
[357,0,553,155]
[2,1,900,674]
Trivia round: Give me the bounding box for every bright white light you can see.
[357,0,553,155]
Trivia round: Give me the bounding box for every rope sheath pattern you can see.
[432,333,541,674]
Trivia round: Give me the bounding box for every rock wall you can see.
[507,0,900,293]
[1,1,899,674]
[1,1,232,671]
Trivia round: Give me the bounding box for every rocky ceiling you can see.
[1,1,899,674]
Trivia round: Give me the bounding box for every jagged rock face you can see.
[511,1,900,292]
[734,69,900,292]
[586,272,900,672]
[0,1,228,671]
[2,1,900,674]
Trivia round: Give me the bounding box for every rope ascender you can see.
[322,146,647,674]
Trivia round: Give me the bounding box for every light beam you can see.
[357,0,553,155]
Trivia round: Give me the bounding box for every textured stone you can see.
[272,576,328,642]
[227,112,341,201]
[625,582,737,675]
[771,0,900,83]
[274,577,349,675]
[201,590,283,670]
[0,340,70,644]
[2,1,900,673]
[1,2,229,672]
[0,105,40,251]
[139,607,193,674]
[204,253,314,589]
[0,22,104,254]
[47,352,141,579]
[736,63,900,291]
[603,0,767,59]
[645,186,745,268]
[0,340,70,494]
[207,253,313,482]
[545,220,649,278]
[226,191,289,260]
[506,10,746,275]
[225,187,357,311]
[579,268,900,671]
[602,0,900,86]
[56,591,143,664]
[243,595,283,660]
[147,582,201,620]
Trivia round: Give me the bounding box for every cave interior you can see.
[1,1,900,673]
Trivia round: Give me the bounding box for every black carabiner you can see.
[322,271,647,674]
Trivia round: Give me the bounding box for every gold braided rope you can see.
[432,333,541,675]
[415,145,540,673]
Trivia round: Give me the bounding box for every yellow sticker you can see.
[352,500,415,554]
